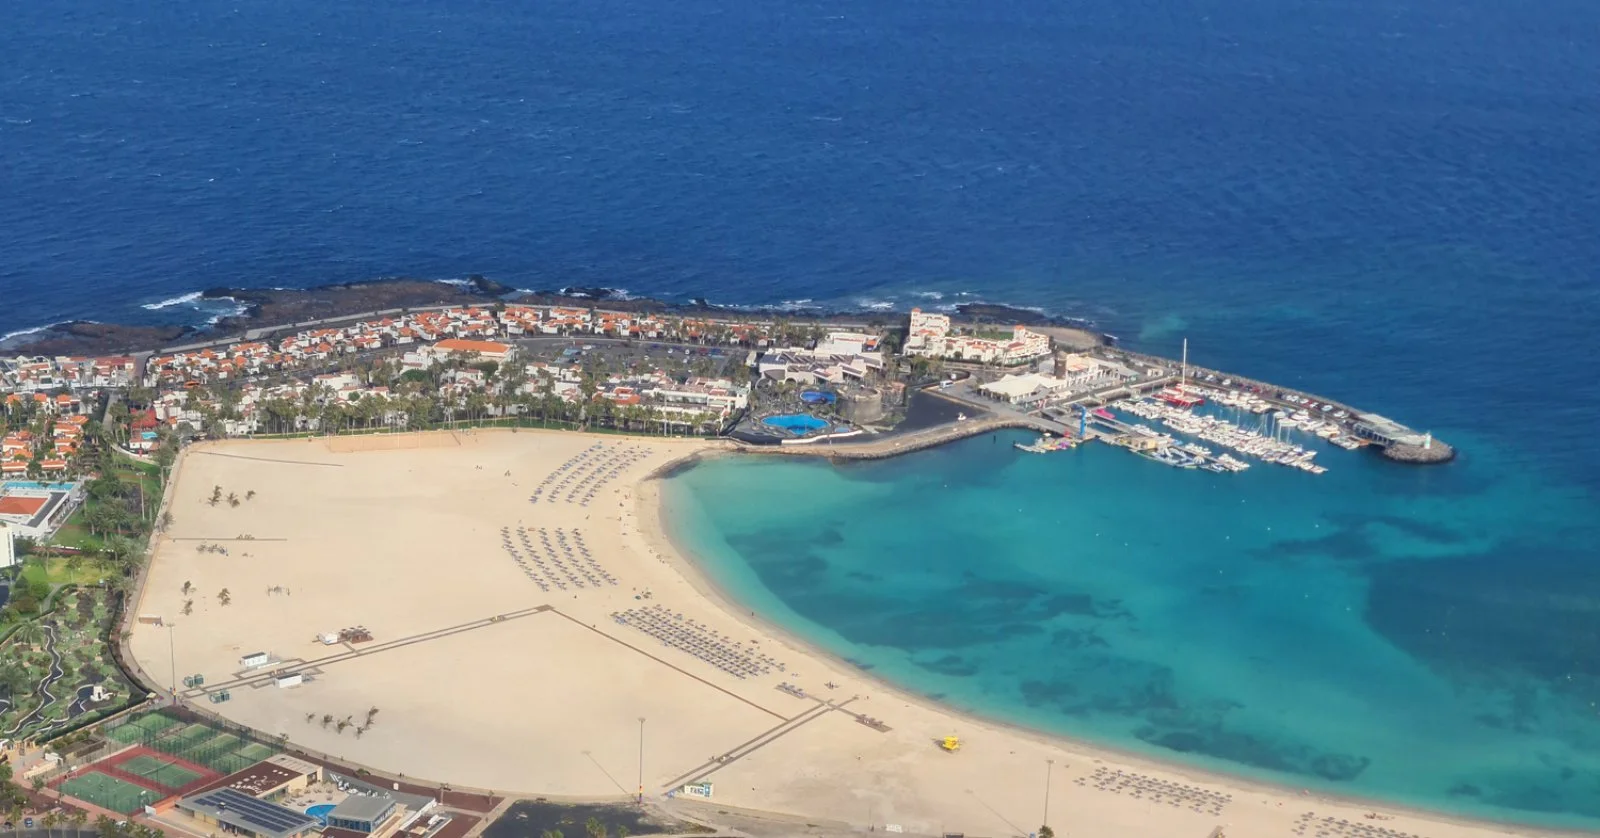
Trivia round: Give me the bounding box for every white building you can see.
[0,522,15,569]
[646,377,749,413]
[756,332,884,385]
[978,372,1074,406]
[902,309,1051,365]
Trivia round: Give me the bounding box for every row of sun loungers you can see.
[529,443,650,506]
[500,525,618,591]
[612,604,783,679]
[1077,767,1231,816]
[1295,812,1419,838]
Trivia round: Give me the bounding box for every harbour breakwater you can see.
[733,414,1035,461]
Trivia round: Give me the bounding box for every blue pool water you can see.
[801,391,837,405]
[305,805,335,825]
[762,414,828,434]
[1,481,76,492]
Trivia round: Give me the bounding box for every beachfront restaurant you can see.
[325,794,401,834]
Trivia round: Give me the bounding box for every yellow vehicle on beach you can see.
[941,735,962,752]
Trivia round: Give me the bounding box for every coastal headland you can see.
[2,274,1449,466]
[118,429,1530,838]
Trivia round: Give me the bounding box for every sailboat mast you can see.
[1181,338,1188,390]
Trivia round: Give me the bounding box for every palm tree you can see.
[584,817,606,838]
[14,622,46,648]
[102,535,140,566]
[0,661,30,698]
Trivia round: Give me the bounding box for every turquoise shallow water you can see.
[663,429,1600,828]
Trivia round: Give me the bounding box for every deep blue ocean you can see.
[4,0,1599,825]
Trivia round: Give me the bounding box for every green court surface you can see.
[105,712,280,774]
[238,742,276,762]
[107,712,183,744]
[117,754,203,791]
[58,771,159,814]
[159,723,215,754]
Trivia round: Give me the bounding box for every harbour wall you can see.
[732,413,1035,461]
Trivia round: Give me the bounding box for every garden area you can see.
[0,585,137,741]
[0,423,169,744]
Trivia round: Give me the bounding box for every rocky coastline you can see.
[1380,440,1457,465]
[2,276,1104,357]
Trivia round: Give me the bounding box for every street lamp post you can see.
[637,717,646,804]
[167,624,177,697]
[1043,758,1054,830]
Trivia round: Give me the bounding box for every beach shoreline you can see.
[634,450,1579,838]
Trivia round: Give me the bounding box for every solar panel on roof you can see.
[188,787,318,837]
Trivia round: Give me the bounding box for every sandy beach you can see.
[128,430,1549,838]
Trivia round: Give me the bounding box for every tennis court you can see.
[103,710,282,775]
[106,712,181,745]
[57,771,160,814]
[117,754,204,791]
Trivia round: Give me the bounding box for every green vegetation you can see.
[0,587,136,740]
[0,417,167,746]
[20,556,119,588]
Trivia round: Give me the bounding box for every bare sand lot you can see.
[130,431,1542,838]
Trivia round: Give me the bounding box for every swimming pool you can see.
[762,414,828,434]
[306,804,335,825]
[2,480,76,492]
[800,390,837,405]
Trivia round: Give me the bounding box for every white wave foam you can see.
[434,278,473,287]
[912,291,945,301]
[202,297,250,326]
[0,322,56,345]
[142,291,204,310]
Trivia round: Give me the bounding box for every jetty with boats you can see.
[794,334,1458,472]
